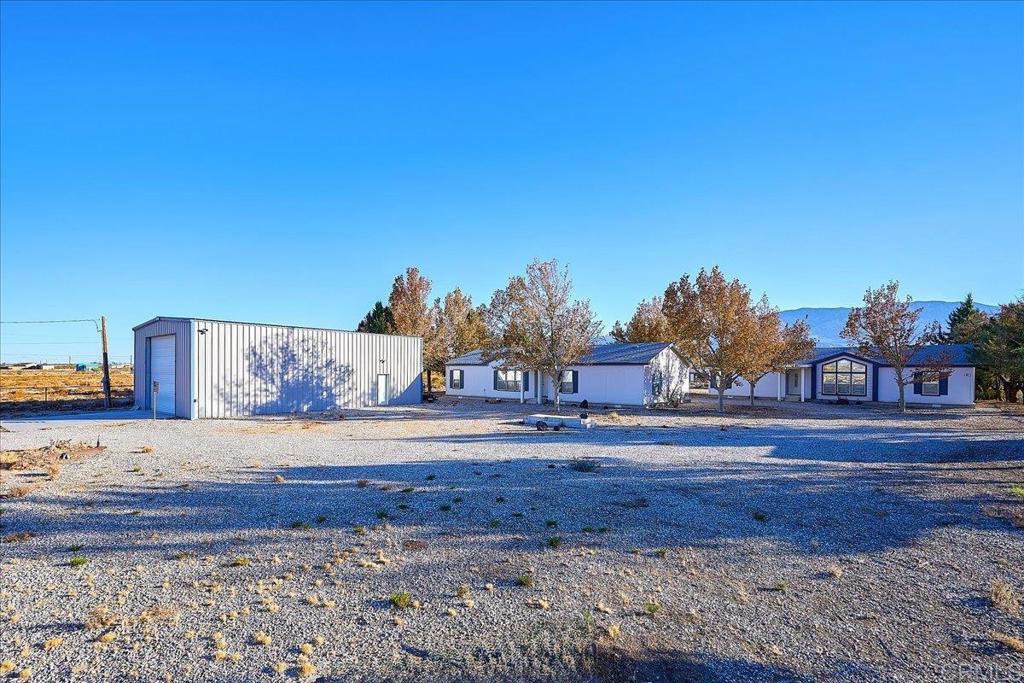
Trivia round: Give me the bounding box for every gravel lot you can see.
[1,397,1023,682]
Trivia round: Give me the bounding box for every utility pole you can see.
[100,316,112,408]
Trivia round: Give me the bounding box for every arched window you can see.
[821,359,867,396]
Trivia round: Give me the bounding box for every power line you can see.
[0,319,98,324]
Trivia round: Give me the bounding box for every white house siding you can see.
[724,369,812,401]
[877,366,975,406]
[446,348,689,407]
[541,365,647,406]
[445,364,530,401]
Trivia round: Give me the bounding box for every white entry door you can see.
[376,374,389,406]
[786,370,801,396]
[151,335,176,416]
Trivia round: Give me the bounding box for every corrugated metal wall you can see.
[193,319,422,418]
[133,318,193,418]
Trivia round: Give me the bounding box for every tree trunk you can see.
[554,370,561,413]
[717,386,726,413]
[1005,381,1023,404]
[748,382,755,407]
[897,381,906,413]
[426,370,432,398]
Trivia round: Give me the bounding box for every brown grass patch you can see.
[991,580,1021,616]
[6,485,35,498]
[84,606,120,630]
[3,531,34,543]
[990,631,1024,653]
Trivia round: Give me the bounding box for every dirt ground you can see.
[0,367,133,415]
[0,397,1021,682]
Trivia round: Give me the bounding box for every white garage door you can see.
[151,335,176,416]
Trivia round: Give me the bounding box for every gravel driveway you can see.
[1,398,1022,682]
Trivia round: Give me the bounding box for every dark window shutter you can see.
[449,370,454,388]
[493,369,499,391]
[913,372,922,395]
[523,371,529,392]
[939,376,948,395]
[572,370,578,394]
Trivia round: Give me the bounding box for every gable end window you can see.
[559,370,578,395]
[449,369,463,390]
[821,359,867,397]
[494,370,523,392]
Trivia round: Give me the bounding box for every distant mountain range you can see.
[779,300,999,347]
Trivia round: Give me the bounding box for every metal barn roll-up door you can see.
[151,335,176,416]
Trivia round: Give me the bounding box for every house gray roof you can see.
[447,342,674,367]
[807,344,974,366]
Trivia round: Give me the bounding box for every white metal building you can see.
[722,344,976,406]
[444,342,690,407]
[133,317,422,418]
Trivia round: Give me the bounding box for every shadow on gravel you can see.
[3,452,1020,562]
[397,423,1024,465]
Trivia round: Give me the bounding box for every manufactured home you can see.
[444,342,690,407]
[133,317,422,418]
[722,344,976,406]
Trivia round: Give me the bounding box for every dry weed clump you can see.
[991,580,1021,616]
[7,485,35,498]
[3,532,34,543]
[990,631,1024,653]
[827,565,844,579]
[42,637,64,651]
[45,463,61,479]
[0,662,13,675]
[85,606,120,630]
[252,631,272,646]
[273,475,285,483]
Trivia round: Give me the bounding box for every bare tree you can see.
[610,297,670,343]
[841,281,949,412]
[483,259,601,412]
[735,297,815,406]
[662,266,760,413]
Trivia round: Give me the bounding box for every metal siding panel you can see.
[165,318,420,417]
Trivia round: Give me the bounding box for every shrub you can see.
[353,525,367,535]
[375,509,389,520]
[644,600,661,615]
[570,459,600,473]
[752,511,768,523]
[439,504,451,512]
[546,536,562,549]
[290,521,311,530]
[316,515,327,524]
[455,584,470,598]
[545,519,558,529]
[230,557,251,567]
[516,574,534,588]
[401,487,415,493]
[70,555,88,567]
[389,592,412,609]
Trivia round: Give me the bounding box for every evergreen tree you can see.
[357,301,395,334]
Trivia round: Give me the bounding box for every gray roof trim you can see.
[132,316,422,340]
[446,342,676,367]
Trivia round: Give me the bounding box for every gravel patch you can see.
[1,397,1022,682]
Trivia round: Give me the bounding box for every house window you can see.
[921,375,940,396]
[821,359,867,396]
[450,369,463,390]
[494,370,522,392]
[559,370,577,394]
[652,370,663,397]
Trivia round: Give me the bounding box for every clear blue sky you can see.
[2,1,1022,362]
